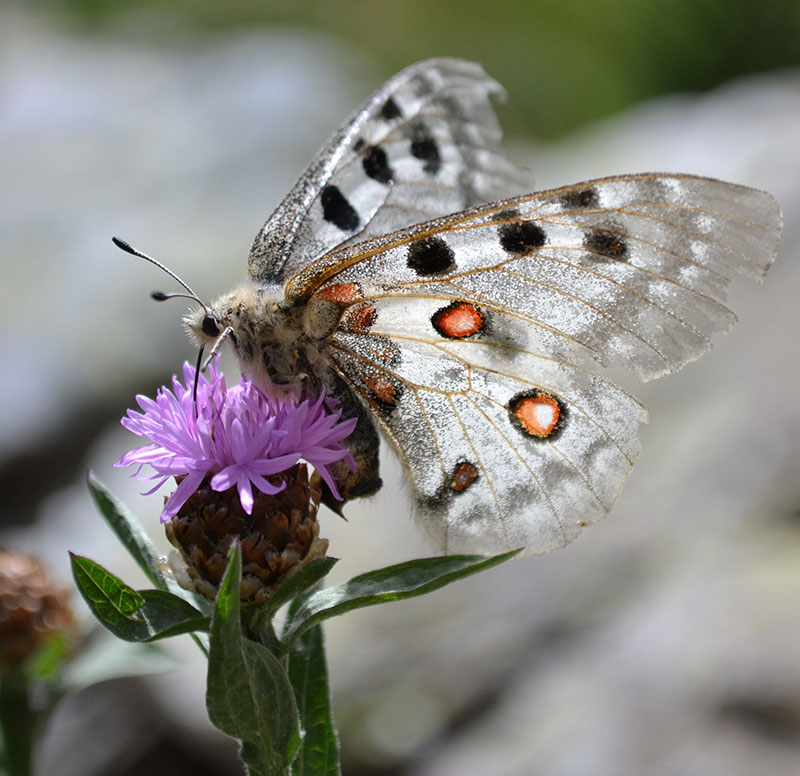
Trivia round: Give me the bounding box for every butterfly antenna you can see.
[150,290,209,309]
[111,236,207,309]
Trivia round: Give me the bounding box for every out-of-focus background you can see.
[2,2,800,774]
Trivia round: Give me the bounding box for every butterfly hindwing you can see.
[248,58,529,286]
[332,317,645,554]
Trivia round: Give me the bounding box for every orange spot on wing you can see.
[363,372,398,406]
[432,302,484,339]
[317,283,361,306]
[450,461,478,492]
[342,302,377,333]
[509,392,565,439]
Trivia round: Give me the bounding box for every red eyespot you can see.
[450,461,478,492]
[431,302,485,339]
[508,391,567,439]
[317,283,362,306]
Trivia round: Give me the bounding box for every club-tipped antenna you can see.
[150,290,206,306]
[112,236,206,308]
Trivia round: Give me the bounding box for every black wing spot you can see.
[499,221,547,254]
[407,236,456,276]
[584,227,629,260]
[353,138,366,152]
[410,124,442,175]
[362,145,394,185]
[380,97,402,121]
[321,185,360,232]
[562,187,599,209]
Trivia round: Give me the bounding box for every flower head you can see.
[115,359,356,522]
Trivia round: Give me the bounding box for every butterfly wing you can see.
[295,174,781,555]
[248,58,529,286]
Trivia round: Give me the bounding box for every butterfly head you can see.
[182,288,240,350]
[182,285,263,366]
[183,283,322,394]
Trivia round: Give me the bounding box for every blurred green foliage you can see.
[35,0,800,137]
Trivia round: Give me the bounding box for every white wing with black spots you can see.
[248,58,529,285]
[296,173,780,554]
[298,174,781,381]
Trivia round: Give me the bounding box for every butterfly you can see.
[177,58,781,557]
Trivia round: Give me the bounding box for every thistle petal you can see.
[116,358,357,519]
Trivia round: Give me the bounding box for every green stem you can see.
[0,673,36,776]
[245,607,284,657]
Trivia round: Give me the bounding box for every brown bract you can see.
[165,464,328,605]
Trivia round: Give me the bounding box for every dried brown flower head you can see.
[0,549,75,668]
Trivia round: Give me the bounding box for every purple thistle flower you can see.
[115,359,356,522]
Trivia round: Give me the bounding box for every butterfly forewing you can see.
[298,174,781,380]
[248,58,529,286]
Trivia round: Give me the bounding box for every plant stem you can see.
[0,673,36,776]
[246,607,283,657]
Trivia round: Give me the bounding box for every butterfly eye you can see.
[202,314,221,338]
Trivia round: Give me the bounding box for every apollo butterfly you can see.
[174,59,781,556]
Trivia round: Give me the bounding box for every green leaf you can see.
[266,557,338,617]
[70,554,208,642]
[87,472,214,619]
[282,550,519,646]
[87,471,165,590]
[135,590,211,640]
[207,544,301,776]
[287,617,340,776]
[71,552,143,617]
[86,472,214,654]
